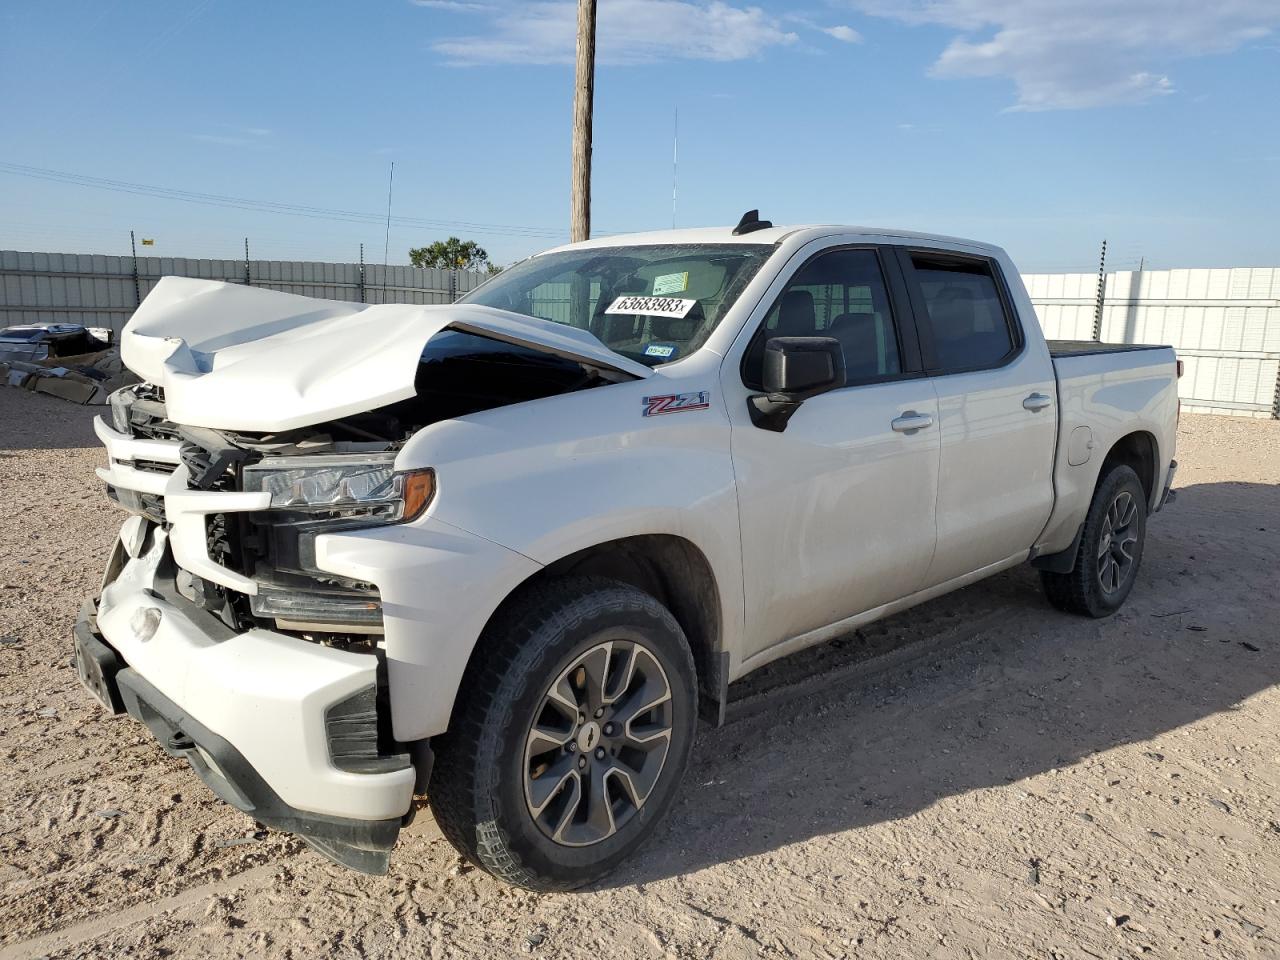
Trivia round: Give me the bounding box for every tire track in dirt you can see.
[0,864,278,960]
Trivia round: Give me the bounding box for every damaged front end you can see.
[78,281,644,872]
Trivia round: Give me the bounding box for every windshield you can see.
[0,328,44,342]
[459,243,773,366]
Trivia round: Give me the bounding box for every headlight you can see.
[108,386,135,434]
[242,454,434,524]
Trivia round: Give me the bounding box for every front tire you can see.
[429,576,698,891]
[1041,464,1148,618]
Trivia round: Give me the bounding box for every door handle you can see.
[1023,392,1054,412]
[891,411,934,433]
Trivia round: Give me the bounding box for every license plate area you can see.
[73,608,126,715]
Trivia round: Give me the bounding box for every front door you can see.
[725,245,941,664]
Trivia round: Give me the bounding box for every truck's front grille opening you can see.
[202,508,384,645]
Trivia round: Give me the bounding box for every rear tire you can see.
[429,576,697,891]
[1040,464,1148,618]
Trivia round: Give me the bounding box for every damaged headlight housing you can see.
[241,454,435,632]
[242,453,434,524]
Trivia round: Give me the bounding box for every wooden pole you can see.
[570,0,596,243]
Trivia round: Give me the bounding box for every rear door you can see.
[725,243,940,663]
[895,248,1058,586]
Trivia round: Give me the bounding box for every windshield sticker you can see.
[643,391,710,417]
[644,343,677,359]
[651,271,689,295]
[605,295,696,319]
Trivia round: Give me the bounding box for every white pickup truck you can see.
[75,214,1179,889]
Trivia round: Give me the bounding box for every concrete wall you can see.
[1024,267,1280,418]
[0,250,490,336]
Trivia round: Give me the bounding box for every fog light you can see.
[250,587,383,633]
[130,606,162,642]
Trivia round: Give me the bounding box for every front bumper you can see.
[77,525,417,873]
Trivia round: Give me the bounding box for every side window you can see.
[910,254,1017,372]
[744,248,901,388]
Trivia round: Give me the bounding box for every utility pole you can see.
[570,0,596,242]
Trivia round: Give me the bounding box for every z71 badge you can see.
[643,391,711,417]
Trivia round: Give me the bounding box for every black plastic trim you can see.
[894,246,1027,378]
[73,602,126,715]
[114,668,405,874]
[72,606,407,874]
[1048,340,1172,358]
[1030,523,1084,574]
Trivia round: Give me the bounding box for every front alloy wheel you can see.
[524,640,674,846]
[429,577,697,891]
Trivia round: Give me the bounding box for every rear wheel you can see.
[1041,464,1148,618]
[429,576,697,891]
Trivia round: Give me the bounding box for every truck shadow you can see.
[603,479,1280,889]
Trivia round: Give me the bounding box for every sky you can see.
[2,0,1278,272]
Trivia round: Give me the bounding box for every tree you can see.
[408,237,490,271]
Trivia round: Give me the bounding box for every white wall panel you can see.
[1024,266,1280,418]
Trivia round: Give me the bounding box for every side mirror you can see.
[749,336,845,431]
[762,336,846,399]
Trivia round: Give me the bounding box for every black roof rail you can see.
[732,209,773,236]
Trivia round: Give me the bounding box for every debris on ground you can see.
[0,323,136,404]
[0,347,137,405]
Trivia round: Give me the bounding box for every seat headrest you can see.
[776,290,816,337]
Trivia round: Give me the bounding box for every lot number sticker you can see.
[605,296,696,318]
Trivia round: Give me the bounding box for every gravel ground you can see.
[1,387,1279,960]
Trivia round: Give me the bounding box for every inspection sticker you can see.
[644,343,677,359]
[605,295,696,318]
[651,271,689,295]
[643,391,710,417]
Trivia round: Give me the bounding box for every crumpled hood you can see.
[121,276,650,432]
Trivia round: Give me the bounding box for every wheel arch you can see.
[1098,430,1159,507]
[476,534,727,725]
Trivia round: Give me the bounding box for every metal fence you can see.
[1024,267,1280,418]
[0,249,491,336]
[4,249,1278,418]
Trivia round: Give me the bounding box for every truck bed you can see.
[1048,340,1170,358]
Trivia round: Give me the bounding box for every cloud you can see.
[429,0,796,65]
[850,0,1280,109]
[821,25,861,43]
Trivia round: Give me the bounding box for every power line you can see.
[0,161,576,240]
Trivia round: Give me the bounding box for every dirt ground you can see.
[1,387,1278,960]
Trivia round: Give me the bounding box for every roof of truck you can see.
[544,224,1002,255]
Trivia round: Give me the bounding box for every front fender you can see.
[313,517,542,741]
[396,367,745,677]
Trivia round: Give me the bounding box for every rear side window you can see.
[910,255,1017,372]
[744,248,901,387]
